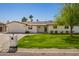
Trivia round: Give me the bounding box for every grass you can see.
[17,34,79,49]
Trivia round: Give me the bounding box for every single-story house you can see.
[6,21,53,33]
[0,20,79,33]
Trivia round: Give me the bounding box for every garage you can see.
[6,21,27,33]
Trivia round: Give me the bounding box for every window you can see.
[28,26,32,29]
[65,26,69,29]
[53,25,57,29]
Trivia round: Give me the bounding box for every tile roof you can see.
[6,21,53,26]
[23,21,53,25]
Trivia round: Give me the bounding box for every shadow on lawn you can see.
[64,36,79,44]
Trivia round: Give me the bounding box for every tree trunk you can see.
[70,26,73,37]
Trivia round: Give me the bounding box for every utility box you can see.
[8,34,17,53]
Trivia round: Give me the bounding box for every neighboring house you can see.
[0,20,79,33]
[0,22,6,32]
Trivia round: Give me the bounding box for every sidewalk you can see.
[17,48,79,53]
[1,48,79,56]
[17,48,79,56]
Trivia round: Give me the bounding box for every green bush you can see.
[50,30,53,34]
[25,31,30,33]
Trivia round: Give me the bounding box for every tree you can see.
[21,17,27,22]
[55,3,79,36]
[29,15,33,22]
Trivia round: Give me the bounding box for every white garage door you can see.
[10,28,25,33]
[6,21,26,33]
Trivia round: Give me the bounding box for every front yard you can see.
[17,34,79,48]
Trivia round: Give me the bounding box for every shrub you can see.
[50,30,53,34]
[61,31,63,34]
[55,31,58,33]
[25,31,30,33]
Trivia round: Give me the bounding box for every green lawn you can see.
[17,34,79,48]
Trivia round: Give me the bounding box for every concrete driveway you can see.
[0,33,33,52]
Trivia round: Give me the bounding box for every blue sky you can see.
[0,3,63,22]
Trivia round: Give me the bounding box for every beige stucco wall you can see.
[26,25,46,33]
[37,26,45,33]
[47,25,53,33]
[48,25,70,33]
[73,26,79,33]
[27,25,48,33]
[27,26,37,33]
[48,25,79,33]
[6,22,27,33]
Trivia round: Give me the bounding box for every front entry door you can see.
[0,27,2,32]
[44,26,47,32]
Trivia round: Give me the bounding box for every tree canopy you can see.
[29,15,33,22]
[55,3,79,36]
[21,17,27,22]
[55,3,79,26]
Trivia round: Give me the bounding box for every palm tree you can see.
[29,15,33,22]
